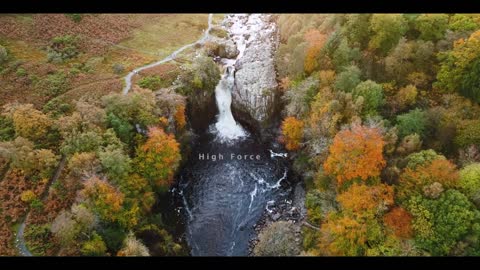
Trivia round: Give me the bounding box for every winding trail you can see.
[122,14,213,95]
[15,222,31,256]
[15,156,67,256]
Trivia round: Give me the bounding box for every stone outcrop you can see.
[225,14,279,125]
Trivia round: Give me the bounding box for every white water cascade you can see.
[211,66,247,142]
[210,14,260,142]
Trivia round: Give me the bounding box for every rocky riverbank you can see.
[248,181,307,256]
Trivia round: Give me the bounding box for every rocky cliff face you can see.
[224,14,279,126]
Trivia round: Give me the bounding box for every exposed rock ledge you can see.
[225,14,279,126]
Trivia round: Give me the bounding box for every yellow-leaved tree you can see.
[280,117,304,151]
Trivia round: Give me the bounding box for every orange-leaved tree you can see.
[80,176,124,223]
[134,127,181,191]
[303,29,327,74]
[280,117,304,151]
[383,207,413,239]
[397,158,459,200]
[324,124,386,186]
[80,176,140,229]
[337,183,394,218]
[174,105,186,131]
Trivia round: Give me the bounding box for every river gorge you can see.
[168,14,297,256]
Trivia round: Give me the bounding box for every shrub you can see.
[203,41,220,57]
[112,63,125,75]
[47,35,79,63]
[42,97,73,117]
[136,224,184,256]
[16,67,27,77]
[0,115,15,141]
[20,190,36,203]
[24,224,52,255]
[65,14,82,23]
[138,75,163,90]
[82,57,104,73]
[0,45,8,64]
[210,27,229,39]
[305,190,324,225]
[39,71,68,97]
[30,199,44,210]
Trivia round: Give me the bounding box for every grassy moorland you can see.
[120,14,209,59]
[0,14,209,108]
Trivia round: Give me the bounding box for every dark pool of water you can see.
[166,129,291,256]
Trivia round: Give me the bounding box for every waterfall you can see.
[208,14,256,143]
[211,66,247,142]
